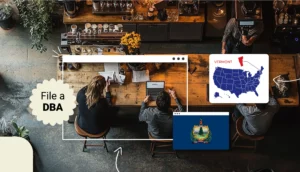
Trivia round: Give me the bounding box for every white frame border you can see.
[62,55,189,141]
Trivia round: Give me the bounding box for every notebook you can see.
[146,81,165,100]
[132,70,150,83]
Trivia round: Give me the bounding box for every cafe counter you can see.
[63,5,205,42]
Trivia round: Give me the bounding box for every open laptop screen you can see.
[146,81,165,100]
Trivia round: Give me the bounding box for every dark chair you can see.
[74,117,109,152]
[232,117,264,152]
[148,133,178,158]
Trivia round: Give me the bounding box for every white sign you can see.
[209,54,269,103]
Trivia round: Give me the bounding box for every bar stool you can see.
[74,117,109,152]
[232,117,264,152]
[148,133,178,158]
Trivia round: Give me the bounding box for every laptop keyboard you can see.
[147,88,163,100]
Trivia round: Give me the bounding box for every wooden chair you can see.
[232,117,264,152]
[148,133,178,158]
[74,117,109,152]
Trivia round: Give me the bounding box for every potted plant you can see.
[13,0,56,53]
[120,31,142,55]
[0,2,14,30]
[120,32,146,71]
[0,117,41,171]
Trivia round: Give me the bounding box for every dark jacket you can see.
[236,97,279,135]
[76,86,112,134]
[139,98,183,139]
[222,18,264,43]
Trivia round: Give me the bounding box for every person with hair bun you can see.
[76,75,112,134]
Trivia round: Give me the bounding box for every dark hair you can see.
[256,104,267,110]
[156,91,171,112]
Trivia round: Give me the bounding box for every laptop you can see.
[146,81,165,100]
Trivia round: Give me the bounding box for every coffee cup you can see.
[103,23,109,32]
[85,23,91,33]
[117,24,123,32]
[113,25,119,32]
[92,24,98,35]
[86,29,92,35]
[71,24,77,35]
[97,24,102,34]
[109,24,114,32]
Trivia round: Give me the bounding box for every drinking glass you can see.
[127,1,133,11]
[100,1,106,11]
[93,0,100,11]
[120,0,126,11]
[107,0,112,11]
[113,0,119,11]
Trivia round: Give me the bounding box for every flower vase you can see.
[121,44,130,55]
[127,63,146,71]
[121,44,145,71]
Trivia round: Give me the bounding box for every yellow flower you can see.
[121,32,141,52]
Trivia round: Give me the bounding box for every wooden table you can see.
[58,64,187,106]
[57,53,299,107]
[188,54,299,107]
[57,47,187,106]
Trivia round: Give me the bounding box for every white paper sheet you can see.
[97,48,103,55]
[99,72,126,84]
[103,63,124,84]
[132,70,150,83]
[99,71,115,82]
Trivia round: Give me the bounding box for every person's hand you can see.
[221,48,226,54]
[168,89,177,99]
[105,79,110,92]
[241,35,254,46]
[143,95,150,103]
[241,35,249,45]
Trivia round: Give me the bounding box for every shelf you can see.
[92,7,132,15]
[63,5,205,24]
[65,32,126,41]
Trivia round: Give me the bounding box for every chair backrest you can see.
[236,117,264,140]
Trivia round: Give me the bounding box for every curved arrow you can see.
[114,147,122,172]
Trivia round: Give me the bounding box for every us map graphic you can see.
[209,54,269,103]
[213,56,264,98]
